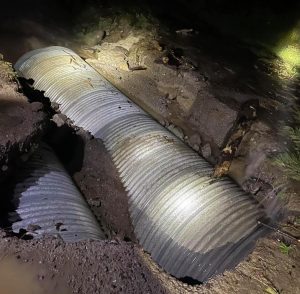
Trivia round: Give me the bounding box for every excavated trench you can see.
[0,46,271,284]
[0,74,170,293]
[14,78,137,241]
[0,89,136,243]
[0,1,299,293]
[0,46,269,283]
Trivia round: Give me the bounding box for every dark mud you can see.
[0,231,167,294]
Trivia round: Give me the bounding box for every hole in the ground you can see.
[18,77,88,174]
[10,229,35,240]
[19,77,52,106]
[178,276,202,286]
[166,47,184,67]
[123,236,132,242]
[45,123,85,175]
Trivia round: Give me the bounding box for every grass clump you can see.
[274,108,300,182]
[279,242,292,255]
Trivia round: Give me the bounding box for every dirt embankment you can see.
[0,58,45,184]
[44,123,136,241]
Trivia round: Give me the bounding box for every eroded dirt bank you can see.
[0,58,45,184]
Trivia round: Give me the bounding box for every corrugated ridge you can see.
[9,143,105,242]
[15,46,267,281]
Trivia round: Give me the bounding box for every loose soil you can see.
[0,231,167,294]
[0,59,45,184]
[44,123,135,241]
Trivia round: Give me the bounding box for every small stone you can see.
[162,56,169,64]
[1,165,8,171]
[159,119,166,126]
[189,94,238,147]
[51,114,67,127]
[30,102,43,112]
[51,102,60,111]
[27,224,41,232]
[201,143,212,158]
[193,144,200,151]
[83,30,105,47]
[167,124,184,140]
[188,133,201,149]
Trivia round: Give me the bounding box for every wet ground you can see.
[0,231,168,294]
[0,0,299,293]
[0,256,70,294]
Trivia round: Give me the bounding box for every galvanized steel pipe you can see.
[15,46,267,281]
[9,143,105,242]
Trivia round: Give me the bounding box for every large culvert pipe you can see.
[15,46,267,281]
[9,143,105,242]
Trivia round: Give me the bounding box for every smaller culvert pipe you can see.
[15,47,268,282]
[9,143,105,242]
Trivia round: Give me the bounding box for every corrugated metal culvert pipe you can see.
[15,46,267,282]
[9,143,105,242]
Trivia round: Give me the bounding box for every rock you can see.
[82,30,105,47]
[51,114,67,127]
[30,101,43,112]
[201,143,212,158]
[1,165,8,171]
[188,91,239,148]
[166,124,184,140]
[188,133,201,151]
[50,102,60,111]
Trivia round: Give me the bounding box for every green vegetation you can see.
[274,108,300,182]
[279,242,292,255]
[265,286,278,294]
[198,3,300,80]
[273,24,300,79]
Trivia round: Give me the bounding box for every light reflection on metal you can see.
[15,47,267,281]
[9,143,105,242]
